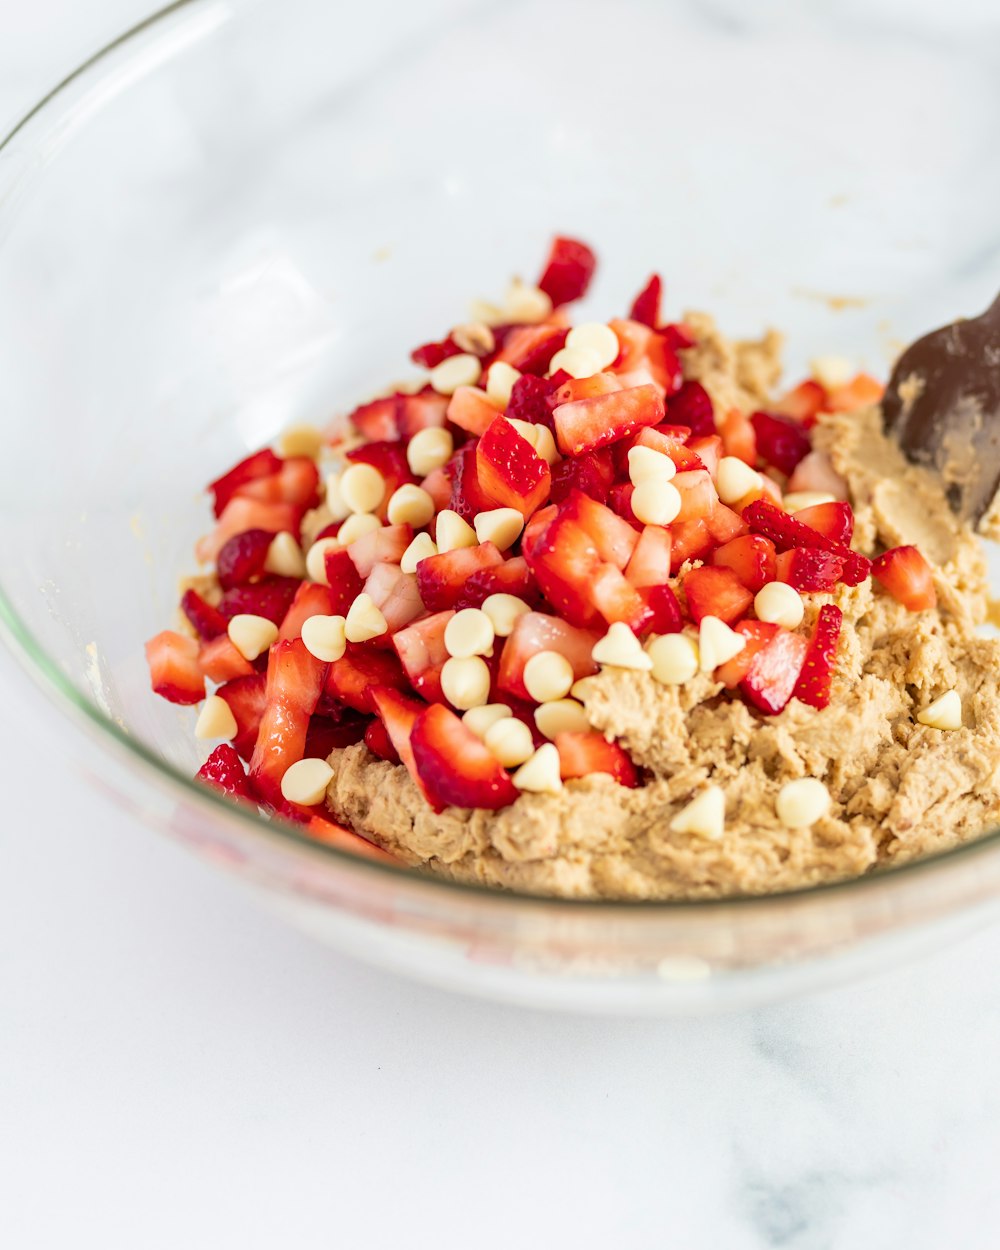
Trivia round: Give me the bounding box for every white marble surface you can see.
[4,2,1000,1247]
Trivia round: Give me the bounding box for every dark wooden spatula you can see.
[882,292,1000,528]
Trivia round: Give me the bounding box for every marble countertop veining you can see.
[3,2,1000,1247]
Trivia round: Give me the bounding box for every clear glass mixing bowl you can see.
[3,0,1000,1013]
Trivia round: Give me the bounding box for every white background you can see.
[4,3,1000,1248]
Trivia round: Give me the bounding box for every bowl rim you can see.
[3,0,1000,917]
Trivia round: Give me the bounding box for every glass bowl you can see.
[2,0,1000,1014]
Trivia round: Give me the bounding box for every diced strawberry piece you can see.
[668,381,715,438]
[790,500,854,545]
[411,336,461,369]
[497,611,600,701]
[673,470,719,522]
[589,564,653,632]
[364,562,424,631]
[714,620,779,688]
[786,451,848,501]
[392,611,454,702]
[447,386,504,436]
[554,732,639,787]
[198,634,256,683]
[670,519,713,573]
[743,500,871,586]
[824,373,883,414]
[705,501,750,544]
[411,703,518,812]
[719,408,757,465]
[370,686,426,781]
[446,443,495,521]
[325,644,408,713]
[216,672,267,759]
[181,588,228,640]
[521,504,559,561]
[249,638,327,804]
[553,384,665,457]
[608,483,639,528]
[772,380,827,422]
[775,547,846,592]
[504,372,558,431]
[871,546,937,611]
[197,497,304,564]
[609,319,682,394]
[497,324,569,376]
[208,449,282,519]
[661,322,697,351]
[300,813,399,863]
[641,583,684,634]
[346,441,415,519]
[476,416,552,517]
[537,235,597,307]
[740,628,809,715]
[398,388,450,437]
[751,411,812,475]
[347,523,413,578]
[303,715,368,759]
[550,447,615,505]
[235,458,320,510]
[216,528,274,590]
[218,575,301,626]
[417,542,504,612]
[145,630,205,705]
[712,535,776,593]
[421,465,453,511]
[682,566,754,625]
[793,604,843,709]
[277,582,335,642]
[364,717,401,764]
[568,492,639,567]
[628,273,661,328]
[196,743,255,802]
[454,556,540,610]
[625,525,673,588]
[634,426,705,471]
[687,434,723,478]
[322,548,365,616]
[552,372,622,406]
[348,395,400,441]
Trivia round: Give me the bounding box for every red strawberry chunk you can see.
[634,426,705,471]
[217,672,268,759]
[411,704,518,812]
[525,496,632,626]
[209,448,282,518]
[712,535,777,593]
[790,500,854,545]
[773,380,827,422]
[641,583,684,635]
[667,381,715,437]
[719,408,757,465]
[687,434,723,478]
[589,563,654,632]
[608,483,639,529]
[743,500,871,586]
[566,491,639,568]
[552,372,622,406]
[303,715,368,759]
[392,611,454,702]
[398,389,450,437]
[278,581,335,641]
[521,503,559,561]
[198,635,256,683]
[625,525,673,588]
[364,717,401,764]
[197,497,303,564]
[235,458,320,510]
[661,322,696,351]
[446,443,495,521]
[145,630,205,705]
[249,638,327,804]
[347,523,413,578]
[300,813,399,863]
[750,411,812,475]
[416,542,503,612]
[447,386,504,436]
[421,465,452,511]
[497,611,599,701]
[454,556,540,611]
[741,628,809,715]
[325,644,408,713]
[670,519,714,573]
[496,324,569,376]
[537,235,597,307]
[871,545,937,611]
[824,373,884,414]
[775,547,846,593]
[682,566,754,625]
[346,441,415,519]
[674,469,719,521]
[196,744,255,802]
[364,562,424,631]
[323,548,366,616]
[348,395,399,442]
[714,620,778,688]
[505,373,558,430]
[476,416,552,517]
[218,575,301,626]
[410,336,461,369]
[628,273,662,328]
[552,384,665,457]
[554,732,639,787]
[370,686,425,777]
[549,447,615,505]
[216,528,274,590]
[793,604,843,709]
[181,588,228,640]
[705,501,750,545]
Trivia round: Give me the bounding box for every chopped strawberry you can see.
[505,372,558,431]
[398,389,450,437]
[670,519,713,573]
[589,563,654,632]
[145,630,205,705]
[719,408,757,465]
[391,611,453,702]
[871,546,937,611]
[447,386,504,436]
[673,469,719,521]
[348,395,400,442]
[775,547,846,592]
[550,447,615,505]
[712,535,777,593]
[772,380,827,422]
[411,335,461,369]
[411,704,518,812]
[476,416,552,517]
[687,433,723,477]
[641,583,684,634]
[496,323,569,375]
[295,813,398,863]
[216,528,274,590]
[824,372,883,414]
[235,457,320,510]
[198,635,256,683]
[634,426,704,472]
[249,638,328,804]
[793,604,843,709]
[347,523,413,578]
[303,715,368,758]
[322,548,365,616]
[628,273,662,328]
[537,235,597,307]
[554,732,639,787]
[714,620,778,688]
[208,448,282,518]
[609,319,681,394]
[421,465,453,511]
[790,500,854,545]
[786,452,848,501]
[742,499,871,585]
[364,716,401,764]
[181,588,228,640]
[196,744,255,802]
[218,575,301,626]
[608,482,639,528]
[740,628,809,715]
[370,686,426,785]
[197,497,303,564]
[625,525,673,588]
[216,672,267,759]
[325,644,408,713]
[363,562,424,631]
[521,504,559,561]
[446,443,495,521]
[667,381,715,438]
[497,611,600,701]
[552,372,622,406]
[552,384,665,457]
[278,581,335,641]
[417,542,504,612]
[454,556,540,610]
[751,411,812,475]
[682,566,754,625]
[660,322,696,351]
[705,501,750,545]
[346,441,415,518]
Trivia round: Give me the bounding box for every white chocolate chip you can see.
[264,531,307,579]
[776,777,831,829]
[451,322,495,356]
[280,757,335,807]
[444,608,496,659]
[698,616,747,673]
[548,345,602,379]
[523,651,575,703]
[628,445,677,486]
[592,622,653,671]
[566,322,620,371]
[569,676,599,701]
[429,353,482,395]
[534,698,591,739]
[277,424,324,460]
[483,717,536,768]
[195,694,238,741]
[482,593,531,637]
[400,531,438,574]
[435,509,478,553]
[387,483,436,528]
[784,491,837,513]
[810,354,854,391]
[716,456,763,504]
[463,703,513,739]
[754,582,805,629]
[469,298,507,327]
[339,462,386,515]
[474,507,524,551]
[323,472,353,522]
[504,279,553,324]
[511,743,563,794]
[227,614,279,662]
[917,689,963,731]
[301,614,348,663]
[305,536,342,585]
[670,785,725,840]
[337,512,382,547]
[486,361,521,406]
[647,633,700,685]
[631,479,682,526]
[440,655,492,710]
[344,593,388,643]
[407,427,454,477]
